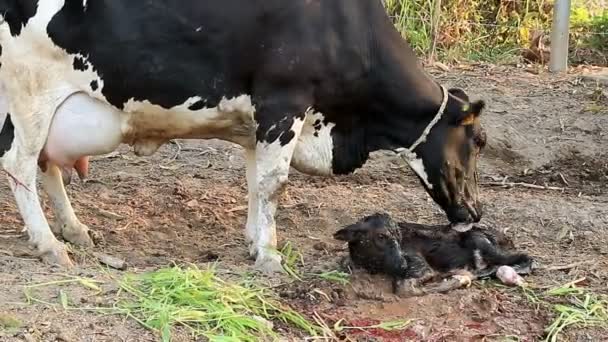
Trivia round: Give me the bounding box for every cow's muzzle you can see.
[446,199,482,226]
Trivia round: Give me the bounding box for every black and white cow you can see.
[0,0,487,273]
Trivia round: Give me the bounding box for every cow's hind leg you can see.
[41,163,94,247]
[3,144,72,267]
[245,149,259,254]
[247,88,310,274]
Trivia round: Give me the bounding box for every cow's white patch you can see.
[71,53,105,95]
[291,109,334,176]
[251,117,305,272]
[122,94,256,155]
[407,156,432,189]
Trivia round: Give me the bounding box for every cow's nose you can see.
[447,206,472,224]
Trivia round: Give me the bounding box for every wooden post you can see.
[549,0,571,72]
[429,0,442,62]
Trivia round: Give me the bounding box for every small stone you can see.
[56,332,72,342]
[313,242,328,251]
[186,199,199,208]
[22,333,36,342]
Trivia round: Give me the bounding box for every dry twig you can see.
[482,181,564,191]
[540,260,594,271]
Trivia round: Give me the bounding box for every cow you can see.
[0,0,486,273]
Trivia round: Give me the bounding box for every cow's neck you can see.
[367,26,447,163]
[330,80,445,176]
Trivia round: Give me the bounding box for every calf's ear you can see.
[333,225,366,242]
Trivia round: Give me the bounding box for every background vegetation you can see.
[383,0,608,66]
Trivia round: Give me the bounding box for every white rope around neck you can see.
[394,84,449,189]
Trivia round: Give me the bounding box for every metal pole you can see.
[549,0,571,72]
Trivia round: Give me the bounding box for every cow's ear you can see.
[448,88,469,102]
[334,225,367,242]
[456,100,485,126]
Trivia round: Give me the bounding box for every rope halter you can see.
[393,84,449,189]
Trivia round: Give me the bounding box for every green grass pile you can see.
[542,282,608,342]
[517,279,608,342]
[116,264,321,342]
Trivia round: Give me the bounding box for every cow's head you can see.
[412,87,486,227]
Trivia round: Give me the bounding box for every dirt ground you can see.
[1,65,607,342]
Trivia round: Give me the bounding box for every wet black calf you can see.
[334,213,532,293]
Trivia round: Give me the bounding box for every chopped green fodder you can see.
[316,270,351,285]
[333,318,412,332]
[541,282,608,342]
[513,279,608,342]
[116,264,321,341]
[278,242,304,281]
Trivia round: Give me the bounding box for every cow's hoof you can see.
[248,242,258,260]
[40,244,74,268]
[254,251,285,275]
[62,223,95,247]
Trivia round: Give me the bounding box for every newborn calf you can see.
[334,213,532,295]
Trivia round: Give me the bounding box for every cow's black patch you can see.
[47,1,255,111]
[90,80,98,91]
[188,100,206,111]
[0,113,15,157]
[1,0,39,36]
[72,56,87,71]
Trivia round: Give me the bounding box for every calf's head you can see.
[334,213,407,277]
[413,88,487,226]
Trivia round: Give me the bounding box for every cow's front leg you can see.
[3,145,73,267]
[247,91,309,274]
[41,163,94,247]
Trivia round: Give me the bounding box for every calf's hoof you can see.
[39,243,74,268]
[254,250,285,275]
[452,271,474,287]
[62,223,95,248]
